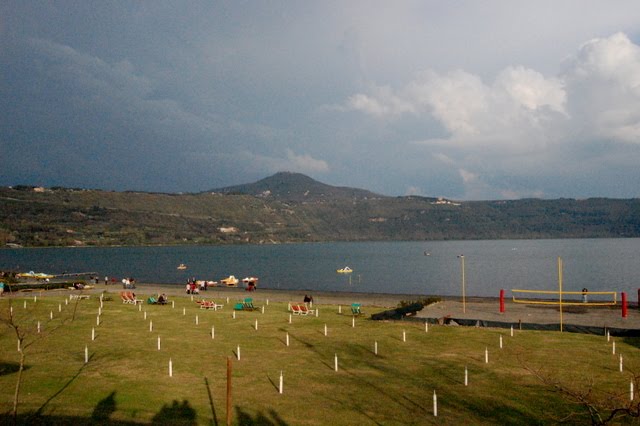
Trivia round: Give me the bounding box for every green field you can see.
[1,292,638,425]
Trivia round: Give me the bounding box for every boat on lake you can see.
[221,275,239,286]
[336,266,353,274]
[177,264,187,270]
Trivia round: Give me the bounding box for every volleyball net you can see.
[511,289,617,306]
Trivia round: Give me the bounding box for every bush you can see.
[398,297,441,308]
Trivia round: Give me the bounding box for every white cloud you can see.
[342,32,640,199]
[285,149,330,173]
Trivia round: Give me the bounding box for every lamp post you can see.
[458,254,466,313]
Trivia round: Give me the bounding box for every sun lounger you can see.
[291,304,304,315]
[121,291,142,305]
[299,304,315,315]
[234,302,245,310]
[200,301,223,310]
[351,303,362,316]
[147,297,158,305]
[243,298,258,311]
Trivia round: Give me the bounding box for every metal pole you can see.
[558,257,563,332]
[227,357,232,426]
[458,255,466,313]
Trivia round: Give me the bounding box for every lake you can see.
[1,239,639,298]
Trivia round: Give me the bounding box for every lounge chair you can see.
[147,296,158,305]
[243,298,258,311]
[126,291,142,305]
[234,302,245,311]
[291,304,304,315]
[200,301,223,310]
[299,304,315,315]
[351,303,362,316]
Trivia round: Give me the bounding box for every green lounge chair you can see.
[351,303,362,316]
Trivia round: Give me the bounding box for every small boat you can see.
[336,266,353,274]
[242,277,259,285]
[177,264,187,270]
[220,275,239,287]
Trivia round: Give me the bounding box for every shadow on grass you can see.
[235,407,288,426]
[151,400,197,425]
[204,377,219,426]
[0,361,27,376]
[622,337,640,349]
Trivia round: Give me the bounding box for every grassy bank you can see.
[1,291,638,425]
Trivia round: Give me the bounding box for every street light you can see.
[457,254,466,313]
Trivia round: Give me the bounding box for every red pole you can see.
[499,289,505,313]
[622,292,627,318]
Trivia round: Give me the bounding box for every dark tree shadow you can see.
[204,377,219,426]
[0,361,28,376]
[152,399,197,425]
[91,391,117,423]
[235,407,288,426]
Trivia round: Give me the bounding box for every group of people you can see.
[185,278,208,294]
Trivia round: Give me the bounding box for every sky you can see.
[2,1,640,200]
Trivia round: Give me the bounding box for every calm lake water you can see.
[1,239,639,298]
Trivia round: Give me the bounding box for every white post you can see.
[191,295,194,302]
[510,325,514,337]
[144,311,147,320]
[149,321,153,332]
[98,307,102,316]
[50,311,53,320]
[183,307,186,316]
[34,296,37,302]
[433,390,438,417]
[91,327,95,341]
[485,347,489,364]
[266,299,269,305]
[334,354,338,372]
[286,332,290,347]
[233,311,236,319]
[374,341,378,355]
[10,306,13,315]
[261,306,265,314]
[169,358,173,377]
[465,366,468,386]
[324,324,327,336]
[620,354,623,372]
[37,321,41,333]
[23,300,26,309]
[237,346,241,361]
[17,339,20,352]
[613,341,616,354]
[211,326,215,339]
[607,330,610,342]
[402,330,406,342]
[226,297,229,303]
[138,304,142,312]
[58,303,62,312]
[315,308,319,318]
[279,371,283,394]
[499,335,503,349]
[196,315,199,325]
[96,315,100,326]
[288,314,292,324]
[84,345,89,364]
[425,322,428,333]
[338,305,342,314]
[255,319,258,331]
[158,335,161,351]
[631,381,635,401]
[352,317,355,328]
[172,300,175,308]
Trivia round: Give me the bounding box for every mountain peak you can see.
[211,172,382,202]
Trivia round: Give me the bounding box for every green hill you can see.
[1,175,640,247]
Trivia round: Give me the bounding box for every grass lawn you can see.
[1,291,639,425]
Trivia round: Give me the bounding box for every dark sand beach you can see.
[54,281,640,332]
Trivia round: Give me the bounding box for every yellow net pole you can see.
[558,257,563,332]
